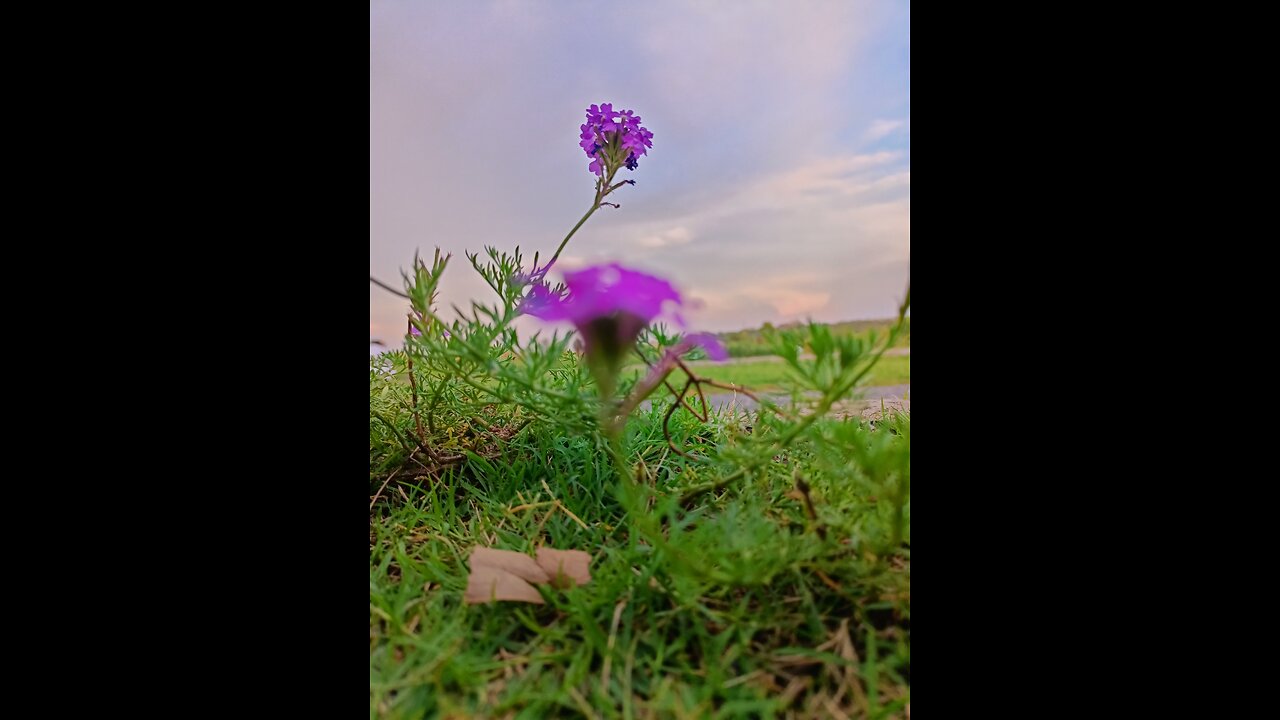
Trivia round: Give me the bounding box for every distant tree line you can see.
[717,318,911,357]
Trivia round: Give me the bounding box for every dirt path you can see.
[659,348,911,420]
[683,346,909,367]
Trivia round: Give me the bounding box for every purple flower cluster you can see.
[579,103,654,176]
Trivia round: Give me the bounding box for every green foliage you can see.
[371,249,910,717]
[370,410,910,718]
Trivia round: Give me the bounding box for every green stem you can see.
[606,432,630,484]
[546,203,599,271]
[546,167,621,271]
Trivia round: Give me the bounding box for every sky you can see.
[370,0,909,347]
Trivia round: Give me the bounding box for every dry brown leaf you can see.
[535,548,592,588]
[821,696,852,720]
[464,546,593,605]
[465,565,545,605]
[778,675,811,705]
[471,546,552,584]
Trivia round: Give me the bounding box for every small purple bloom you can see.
[678,332,728,361]
[580,124,600,155]
[620,126,653,157]
[626,332,729,412]
[407,320,449,340]
[511,258,556,288]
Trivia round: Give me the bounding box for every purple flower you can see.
[523,263,682,333]
[407,321,450,340]
[580,124,601,155]
[620,126,653,157]
[579,103,653,176]
[677,332,728,361]
[522,263,683,396]
[511,258,556,288]
[620,332,729,420]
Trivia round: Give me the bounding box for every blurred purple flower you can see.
[523,264,681,336]
[522,263,683,395]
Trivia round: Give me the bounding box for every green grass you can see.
[623,354,910,394]
[370,403,910,718]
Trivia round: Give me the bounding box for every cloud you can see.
[613,152,909,233]
[633,1,878,166]
[637,226,693,248]
[584,150,909,329]
[864,119,906,141]
[684,272,836,326]
[765,290,832,316]
[744,153,905,208]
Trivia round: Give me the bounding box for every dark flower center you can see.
[579,312,648,399]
